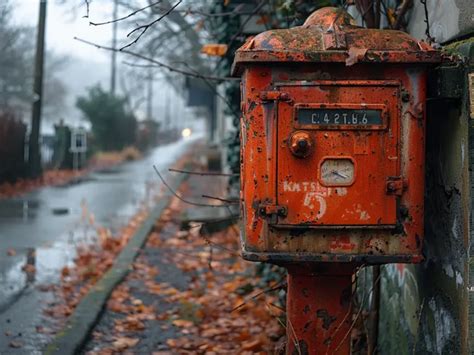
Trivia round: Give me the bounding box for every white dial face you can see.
[320,159,355,186]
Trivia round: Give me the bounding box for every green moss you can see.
[442,36,474,57]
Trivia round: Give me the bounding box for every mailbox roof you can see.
[232,7,442,75]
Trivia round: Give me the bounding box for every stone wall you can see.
[374,39,473,354]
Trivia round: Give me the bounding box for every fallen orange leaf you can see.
[112,337,139,350]
[172,319,194,328]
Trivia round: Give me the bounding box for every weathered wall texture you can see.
[407,0,472,43]
[376,40,472,354]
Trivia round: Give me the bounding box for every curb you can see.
[45,172,188,355]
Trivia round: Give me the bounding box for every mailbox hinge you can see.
[260,91,290,102]
[258,203,287,223]
[386,176,408,196]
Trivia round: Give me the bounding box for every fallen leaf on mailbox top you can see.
[345,47,368,66]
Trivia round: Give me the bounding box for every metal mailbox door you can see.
[276,81,401,227]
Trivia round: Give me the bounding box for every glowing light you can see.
[181,128,192,138]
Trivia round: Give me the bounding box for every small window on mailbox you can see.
[276,81,400,227]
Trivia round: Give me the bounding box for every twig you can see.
[368,265,381,355]
[231,281,286,312]
[158,235,239,259]
[421,0,435,43]
[374,0,381,28]
[379,0,393,28]
[199,233,241,256]
[83,0,90,18]
[287,316,302,355]
[152,165,230,208]
[327,2,350,33]
[214,0,268,72]
[121,0,182,50]
[355,0,378,28]
[181,4,248,18]
[170,60,241,118]
[168,168,239,177]
[119,2,255,18]
[90,1,163,26]
[393,0,411,30]
[207,244,213,271]
[202,194,239,204]
[412,298,425,354]
[333,271,383,353]
[180,216,238,228]
[226,0,268,51]
[74,37,238,82]
[325,264,366,355]
[265,301,285,313]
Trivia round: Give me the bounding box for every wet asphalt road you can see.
[0,136,199,354]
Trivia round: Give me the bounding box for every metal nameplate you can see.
[297,108,383,126]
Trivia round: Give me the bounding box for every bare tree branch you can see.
[393,0,412,30]
[89,1,163,26]
[227,0,268,50]
[153,165,231,208]
[82,0,90,18]
[121,0,182,50]
[168,168,239,177]
[202,194,239,204]
[231,281,287,313]
[170,59,240,117]
[74,37,239,82]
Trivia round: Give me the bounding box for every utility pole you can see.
[146,61,153,121]
[146,45,159,123]
[165,89,170,130]
[29,0,47,178]
[110,0,118,95]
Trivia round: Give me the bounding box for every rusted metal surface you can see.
[286,265,354,354]
[238,65,429,261]
[234,8,445,354]
[234,7,442,264]
[277,81,400,227]
[232,7,442,76]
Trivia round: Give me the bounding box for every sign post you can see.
[70,128,87,171]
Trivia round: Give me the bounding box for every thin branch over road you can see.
[74,37,239,82]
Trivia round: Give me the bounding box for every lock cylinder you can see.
[289,131,313,158]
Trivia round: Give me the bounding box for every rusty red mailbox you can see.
[232,7,441,354]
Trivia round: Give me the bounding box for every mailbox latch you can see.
[260,91,291,102]
[386,176,408,196]
[259,203,287,223]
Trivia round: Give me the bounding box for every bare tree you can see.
[0,0,69,120]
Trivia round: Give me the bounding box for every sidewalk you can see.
[83,164,285,354]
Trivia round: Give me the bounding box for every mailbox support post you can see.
[286,265,354,354]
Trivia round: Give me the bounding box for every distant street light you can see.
[181,128,192,138]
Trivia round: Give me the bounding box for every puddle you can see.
[54,176,96,188]
[0,258,26,312]
[0,137,202,337]
[94,167,123,175]
[51,208,69,216]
